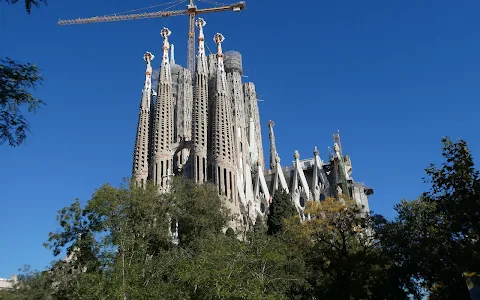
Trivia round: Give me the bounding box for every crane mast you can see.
[57,1,246,74]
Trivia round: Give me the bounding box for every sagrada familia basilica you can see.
[131,18,373,228]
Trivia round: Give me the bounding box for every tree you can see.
[0,58,44,146]
[380,137,480,299]
[267,189,297,235]
[173,227,306,299]
[285,198,417,300]
[423,137,480,240]
[39,178,234,299]
[166,178,230,245]
[3,0,47,14]
[0,266,53,300]
[2,0,46,146]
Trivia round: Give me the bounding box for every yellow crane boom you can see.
[57,1,246,74]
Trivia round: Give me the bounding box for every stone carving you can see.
[337,185,343,195]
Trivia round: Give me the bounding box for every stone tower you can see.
[211,33,237,206]
[131,21,374,228]
[151,28,175,190]
[243,82,264,168]
[132,52,155,186]
[191,18,209,183]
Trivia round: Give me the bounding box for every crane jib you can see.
[56,1,247,73]
[57,2,246,25]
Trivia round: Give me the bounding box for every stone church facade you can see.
[131,18,373,228]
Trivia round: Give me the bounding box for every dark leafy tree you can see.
[166,178,230,245]
[267,189,297,235]
[286,198,420,300]
[3,0,47,14]
[380,137,480,299]
[2,0,46,146]
[423,137,480,239]
[0,58,44,146]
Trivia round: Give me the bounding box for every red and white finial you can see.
[214,33,225,57]
[143,51,155,88]
[196,18,207,55]
[195,18,208,74]
[161,27,171,63]
[214,33,226,91]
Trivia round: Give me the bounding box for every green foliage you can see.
[423,137,480,239]
[267,189,297,235]
[379,137,480,299]
[0,266,52,300]
[0,57,44,146]
[173,229,306,299]
[4,0,47,14]
[285,198,417,300]
[167,178,230,245]
[6,137,480,299]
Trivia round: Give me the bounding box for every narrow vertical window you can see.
[161,161,164,187]
[229,171,233,200]
[224,168,228,197]
[197,156,200,182]
[202,157,206,183]
[218,166,221,195]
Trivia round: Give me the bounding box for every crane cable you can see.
[106,0,188,17]
[198,0,227,6]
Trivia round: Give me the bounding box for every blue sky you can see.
[1,0,479,278]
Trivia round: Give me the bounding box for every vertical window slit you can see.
[229,171,233,200]
[161,161,164,187]
[224,168,228,197]
[197,156,200,182]
[202,157,206,183]
[218,166,221,195]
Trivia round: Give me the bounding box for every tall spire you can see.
[214,33,227,92]
[191,18,209,184]
[160,27,172,83]
[195,18,208,74]
[244,82,265,168]
[132,52,155,186]
[144,52,155,89]
[267,120,277,171]
[211,32,237,206]
[151,27,175,190]
[170,44,175,65]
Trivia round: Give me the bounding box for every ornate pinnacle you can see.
[144,51,155,63]
[268,120,277,171]
[313,146,319,156]
[214,33,225,56]
[294,150,300,160]
[161,27,171,50]
[161,27,171,39]
[196,18,206,41]
[143,52,155,87]
[196,18,207,60]
[160,27,171,64]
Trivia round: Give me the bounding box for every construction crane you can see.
[57,0,246,74]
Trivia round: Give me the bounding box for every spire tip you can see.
[144,51,155,62]
[214,33,225,56]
